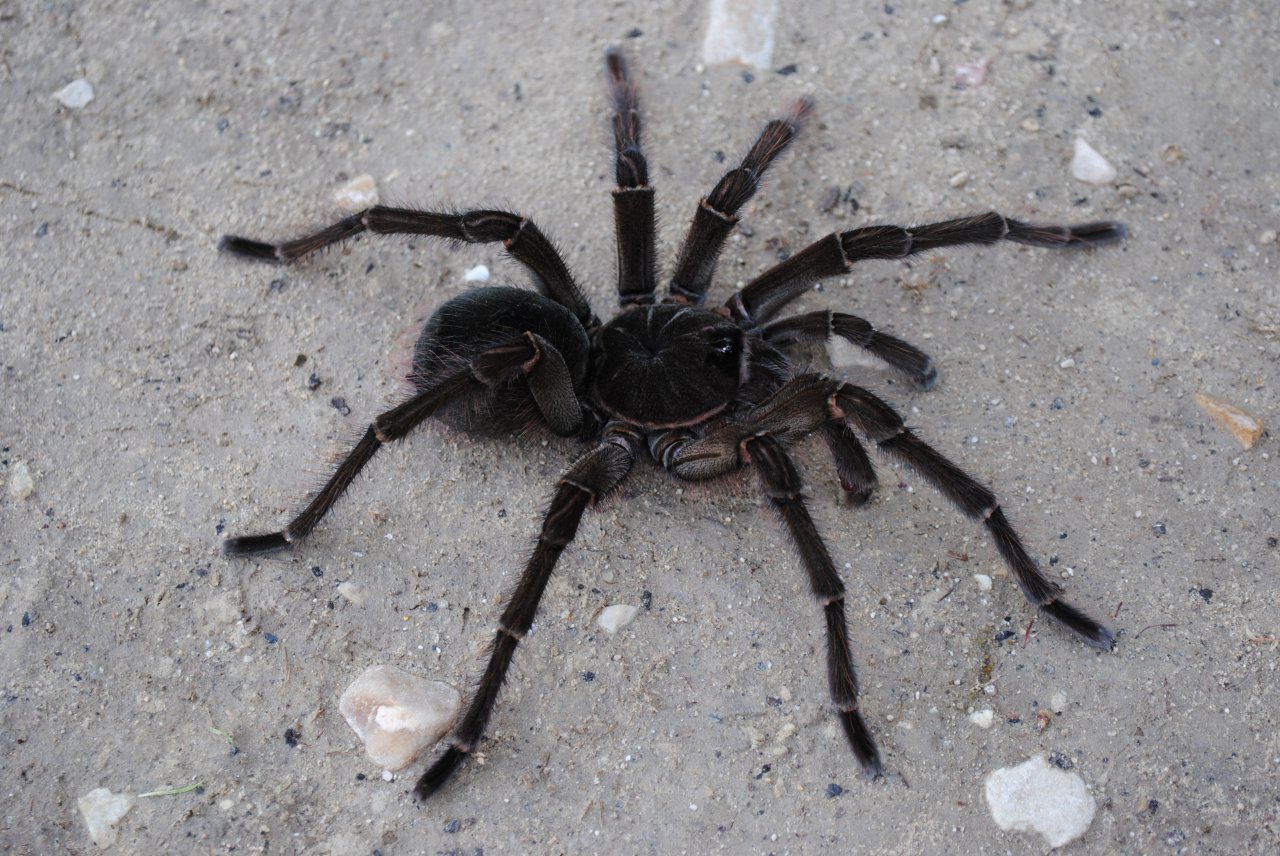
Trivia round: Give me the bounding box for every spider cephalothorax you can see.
[220,48,1123,799]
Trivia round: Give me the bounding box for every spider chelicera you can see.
[220,48,1123,799]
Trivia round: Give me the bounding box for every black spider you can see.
[220,48,1123,799]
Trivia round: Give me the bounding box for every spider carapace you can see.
[220,48,1124,799]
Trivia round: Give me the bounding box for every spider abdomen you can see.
[412,286,590,433]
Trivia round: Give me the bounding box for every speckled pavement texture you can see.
[2,1,1277,853]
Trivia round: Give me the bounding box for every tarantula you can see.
[220,48,1123,799]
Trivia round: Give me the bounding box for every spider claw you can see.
[222,531,291,556]
[219,234,282,262]
[839,708,884,780]
[1040,599,1116,650]
[415,747,466,801]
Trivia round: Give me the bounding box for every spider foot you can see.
[1040,599,1115,650]
[839,708,885,782]
[415,746,467,801]
[218,235,282,262]
[222,531,291,556]
[1007,219,1128,248]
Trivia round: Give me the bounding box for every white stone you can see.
[969,708,995,729]
[463,264,490,282]
[1071,138,1117,184]
[1050,691,1068,714]
[597,604,640,634]
[54,78,94,108]
[339,665,460,770]
[78,788,135,848]
[974,573,993,592]
[336,580,366,605]
[8,460,35,499]
[985,755,1096,848]
[334,174,378,210]
[702,0,779,70]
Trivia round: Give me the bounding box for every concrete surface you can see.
[2,1,1277,853]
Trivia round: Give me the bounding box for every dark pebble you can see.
[1152,522,1166,536]
[581,670,595,683]
[1047,751,1073,769]
[826,783,844,798]
[284,727,300,747]
[330,397,351,416]
[443,819,461,834]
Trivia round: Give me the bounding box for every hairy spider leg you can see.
[729,212,1127,324]
[651,423,882,777]
[605,48,658,307]
[723,213,1125,386]
[668,98,813,304]
[762,310,939,391]
[220,207,598,329]
[821,421,879,506]
[660,373,1113,773]
[222,334,581,556]
[745,434,884,777]
[416,430,638,799]
[830,380,1113,647]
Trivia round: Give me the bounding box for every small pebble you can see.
[339,665,461,770]
[463,264,490,282]
[54,78,94,109]
[8,460,35,499]
[334,174,378,210]
[702,0,779,69]
[984,755,1096,848]
[336,580,366,605]
[974,573,993,592]
[1259,229,1276,245]
[1049,691,1068,714]
[78,788,135,848]
[949,170,969,188]
[969,708,995,729]
[1194,392,1265,449]
[952,58,990,89]
[1071,138,1117,184]
[1020,117,1041,133]
[1059,357,1076,369]
[597,604,640,635]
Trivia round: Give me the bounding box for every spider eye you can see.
[705,335,742,373]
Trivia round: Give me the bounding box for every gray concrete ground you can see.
[2,1,1277,853]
